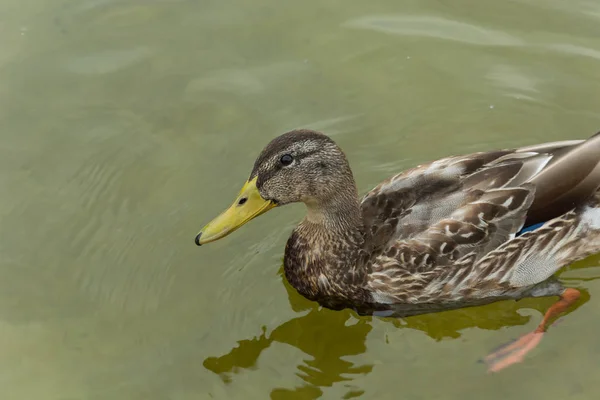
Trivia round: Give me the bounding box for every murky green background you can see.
[2,0,600,399]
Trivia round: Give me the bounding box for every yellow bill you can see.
[195,177,276,245]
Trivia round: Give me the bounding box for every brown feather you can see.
[526,131,600,224]
[255,129,600,317]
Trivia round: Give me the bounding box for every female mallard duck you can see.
[196,129,600,372]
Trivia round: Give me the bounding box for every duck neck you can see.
[303,192,363,235]
[283,190,368,307]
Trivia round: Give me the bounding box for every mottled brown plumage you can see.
[197,128,600,370]
[242,129,600,319]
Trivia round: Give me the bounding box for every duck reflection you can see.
[204,263,596,398]
[203,273,372,398]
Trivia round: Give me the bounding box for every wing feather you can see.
[364,133,600,305]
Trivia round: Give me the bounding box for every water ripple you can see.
[544,43,600,61]
[64,47,154,75]
[343,15,524,46]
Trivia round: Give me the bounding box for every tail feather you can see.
[526,131,600,225]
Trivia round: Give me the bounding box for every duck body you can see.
[197,129,600,371]
[282,133,600,317]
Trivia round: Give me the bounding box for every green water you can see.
[2,0,600,399]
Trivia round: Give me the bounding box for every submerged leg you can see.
[484,288,581,373]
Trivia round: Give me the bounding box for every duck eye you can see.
[280,154,294,166]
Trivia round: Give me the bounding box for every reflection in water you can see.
[204,309,372,399]
[204,271,373,399]
[204,266,593,399]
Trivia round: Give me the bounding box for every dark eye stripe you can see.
[253,149,322,188]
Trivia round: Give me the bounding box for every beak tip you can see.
[195,232,203,246]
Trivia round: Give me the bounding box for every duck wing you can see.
[361,133,600,251]
[363,132,600,304]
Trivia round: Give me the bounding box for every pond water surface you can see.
[2,0,600,399]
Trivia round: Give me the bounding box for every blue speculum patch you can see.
[516,222,545,236]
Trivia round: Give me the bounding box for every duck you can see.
[196,129,600,372]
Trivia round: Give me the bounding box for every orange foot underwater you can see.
[484,288,581,373]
